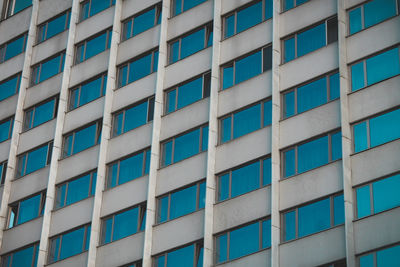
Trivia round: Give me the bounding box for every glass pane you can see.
[0,75,19,101]
[173,129,200,163]
[113,113,123,136]
[156,255,165,267]
[284,37,295,62]
[133,8,156,36]
[103,217,113,244]
[233,104,261,139]
[265,0,273,19]
[297,136,329,174]
[183,0,206,12]
[89,0,110,17]
[167,244,194,267]
[56,184,66,208]
[166,89,177,113]
[373,174,400,214]
[17,194,41,225]
[263,46,272,71]
[298,198,331,237]
[66,174,90,205]
[32,99,55,128]
[217,234,227,263]
[225,15,235,38]
[222,64,234,89]
[123,20,133,40]
[124,102,148,132]
[262,158,272,186]
[235,51,262,84]
[356,185,372,218]
[162,141,173,166]
[331,131,342,161]
[230,222,259,260]
[113,207,139,241]
[283,210,296,241]
[129,53,152,83]
[218,173,229,201]
[377,244,400,266]
[284,91,295,118]
[0,119,11,142]
[333,194,345,225]
[170,41,180,63]
[297,23,326,57]
[144,149,150,174]
[59,227,85,260]
[73,123,97,154]
[25,145,48,175]
[118,65,128,87]
[284,149,295,177]
[366,47,400,86]
[351,62,365,91]
[158,196,169,223]
[297,77,327,114]
[329,72,340,100]
[4,35,25,61]
[118,152,144,185]
[220,117,232,144]
[11,244,35,267]
[180,28,205,60]
[364,0,397,29]
[283,0,294,11]
[263,100,272,126]
[353,121,368,153]
[262,219,271,248]
[231,161,260,198]
[173,0,182,15]
[359,254,374,267]
[84,32,107,61]
[38,55,62,83]
[177,76,203,109]
[198,182,206,209]
[236,1,262,34]
[46,13,68,40]
[13,0,32,14]
[349,7,362,34]
[170,185,197,220]
[327,18,338,44]
[370,108,400,148]
[79,76,103,107]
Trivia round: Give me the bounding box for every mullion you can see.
[295,208,299,238]
[64,182,69,207]
[370,183,374,215]
[111,215,115,242]
[329,196,334,226]
[167,193,171,221]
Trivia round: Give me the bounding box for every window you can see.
[283,17,338,63]
[0,32,27,63]
[154,241,203,267]
[62,121,102,158]
[120,261,142,267]
[168,23,213,64]
[117,49,158,88]
[23,96,58,131]
[55,170,97,209]
[80,0,115,21]
[282,193,344,242]
[0,243,39,267]
[75,29,112,64]
[122,3,161,41]
[31,52,65,85]
[355,173,400,219]
[216,218,270,263]
[218,157,271,201]
[283,71,340,118]
[165,71,210,114]
[172,0,207,17]
[0,116,13,143]
[112,96,154,137]
[317,259,347,267]
[106,148,150,189]
[221,45,272,89]
[101,204,146,244]
[282,0,309,11]
[223,0,272,39]
[350,46,400,92]
[0,161,7,185]
[8,191,45,228]
[157,180,205,223]
[161,124,208,167]
[48,224,91,263]
[37,10,70,43]
[69,73,107,110]
[16,141,52,177]
[348,0,399,35]
[220,98,272,143]
[353,108,400,153]
[0,73,20,102]
[283,130,342,178]
[358,243,400,267]
[3,0,32,19]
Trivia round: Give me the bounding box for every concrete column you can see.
[142,1,170,266]
[270,0,282,266]
[0,0,39,251]
[337,1,356,266]
[202,0,222,266]
[86,0,122,266]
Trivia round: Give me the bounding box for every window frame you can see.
[0,116,14,143]
[0,242,39,267]
[23,95,58,131]
[79,0,115,21]
[36,10,71,44]
[281,0,310,12]
[0,160,7,185]
[0,72,21,102]
[16,141,53,178]
[31,51,65,86]
[74,28,112,64]
[0,32,28,63]
[171,0,208,17]
[2,0,32,19]
[153,240,204,267]
[7,191,46,228]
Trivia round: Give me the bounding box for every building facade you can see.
[0,0,399,266]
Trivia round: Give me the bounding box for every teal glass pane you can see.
[263,100,272,126]
[354,121,368,153]
[0,75,19,101]
[231,161,260,198]
[230,222,259,260]
[359,253,374,267]
[225,15,235,38]
[129,53,152,83]
[366,47,400,86]
[236,1,262,34]
[356,185,372,218]
[118,65,128,87]
[221,117,232,143]
[90,172,97,195]
[198,182,206,209]
[217,234,227,263]
[284,148,295,177]
[262,158,272,186]
[144,150,150,174]
[84,32,107,61]
[113,207,139,241]
[73,123,97,154]
[177,76,203,109]
[197,246,203,267]
[349,7,362,35]
[222,65,234,89]
[183,0,206,12]
[329,72,340,100]
[201,125,208,151]
[55,184,66,208]
[370,108,400,147]
[284,91,295,118]
[283,0,294,11]
[81,2,89,20]
[373,174,400,214]
[10,244,35,267]
[297,23,326,57]
[170,185,197,220]
[351,62,365,91]
[32,99,55,128]
[17,194,41,225]
[158,196,169,223]
[153,51,158,72]
[103,217,113,244]
[297,0,309,5]
[170,41,180,63]
[13,0,32,14]
[109,162,118,187]
[66,174,90,206]
[166,89,177,113]
[262,219,271,248]
[180,28,205,60]
[38,54,63,83]
[4,35,25,61]
[46,13,68,40]
[364,0,397,29]
[118,152,144,185]
[333,194,345,225]
[0,119,11,142]
[297,77,327,114]
[298,198,331,237]
[78,76,103,107]
[167,244,194,267]
[283,210,295,241]
[59,227,85,260]
[377,244,400,266]
[113,113,123,136]
[123,20,133,40]
[235,51,262,84]
[162,141,173,166]
[265,0,273,19]
[25,145,48,175]
[173,128,200,163]
[331,131,342,161]
[156,255,165,267]
[133,7,156,36]
[233,104,261,139]
[89,0,110,17]
[140,208,146,231]
[297,136,329,174]
[218,174,229,201]
[284,37,295,62]
[124,102,148,132]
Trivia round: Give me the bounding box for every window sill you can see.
[5,214,44,231]
[60,143,99,161]
[67,95,105,113]
[165,46,211,67]
[280,158,342,181]
[217,124,271,146]
[162,97,209,117]
[353,205,400,223]
[116,71,157,91]
[219,69,268,91]
[221,18,272,42]
[121,24,160,43]
[35,29,69,46]
[346,14,400,38]
[78,5,115,24]
[347,73,400,96]
[280,223,344,245]
[103,174,148,192]
[52,195,94,213]
[46,250,88,266]
[168,0,210,20]
[280,41,338,66]
[97,230,144,248]
[13,165,49,181]
[154,208,204,227]
[350,137,400,157]
[22,118,57,134]
[111,121,152,139]
[215,184,271,205]
[216,247,271,266]
[158,150,207,170]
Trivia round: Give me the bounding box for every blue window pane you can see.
[10,245,36,267]
[129,53,152,83]
[17,194,41,225]
[133,8,156,36]
[331,131,342,161]
[356,185,372,218]
[173,129,200,163]
[198,182,205,209]
[359,253,374,267]
[297,0,309,5]
[298,136,329,174]
[156,255,165,267]
[46,13,68,40]
[79,76,103,107]
[235,51,262,84]
[197,246,203,267]
[297,23,326,57]
[262,158,272,186]
[13,0,32,14]
[177,77,203,109]
[180,28,205,60]
[284,37,295,62]
[201,125,208,152]
[166,89,177,113]
[225,15,235,38]
[119,152,144,185]
[231,161,260,198]
[119,65,128,87]
[366,47,400,86]
[84,32,107,61]
[233,104,261,139]
[354,121,368,153]
[351,62,365,91]
[171,41,180,63]
[163,141,173,166]
[33,99,55,127]
[230,222,259,260]
[218,174,229,201]
[373,174,400,214]
[283,210,296,241]
[262,219,271,248]
[284,91,295,118]
[66,174,90,205]
[0,76,19,101]
[56,184,66,208]
[221,117,231,143]
[89,0,110,17]
[59,227,85,260]
[144,150,150,174]
[217,234,227,263]
[333,194,345,225]
[25,145,48,175]
[283,0,294,11]
[124,20,133,40]
[113,207,139,241]
[153,51,158,72]
[103,218,113,244]
[174,0,182,15]
[0,119,11,142]
[158,196,169,223]
[236,1,262,34]
[90,172,97,195]
[183,0,206,12]
[222,65,234,89]
[349,7,362,35]
[377,244,400,266]
[284,148,295,177]
[73,124,97,154]
[263,100,272,126]
[298,198,330,237]
[364,0,397,29]
[297,77,327,114]
[329,72,340,100]
[170,185,197,219]
[265,0,273,20]
[124,102,148,132]
[370,108,400,147]
[4,35,25,61]
[167,244,194,267]
[113,113,123,136]
[38,55,63,83]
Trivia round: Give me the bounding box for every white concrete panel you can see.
[46,252,88,267]
[18,119,56,153]
[0,54,24,81]
[215,127,272,173]
[69,51,109,86]
[345,0,365,9]
[121,0,159,20]
[152,210,204,255]
[32,30,68,65]
[221,0,254,14]
[214,187,271,233]
[0,140,11,162]
[25,74,62,108]
[75,7,115,43]
[37,0,72,24]
[0,95,18,120]
[9,167,49,203]
[217,249,271,267]
[0,7,31,43]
